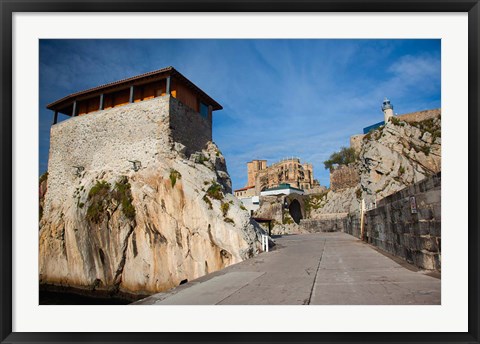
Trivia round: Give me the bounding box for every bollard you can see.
[261,234,269,252]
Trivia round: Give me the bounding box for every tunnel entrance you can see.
[288,199,303,224]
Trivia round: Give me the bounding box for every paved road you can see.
[134,232,440,305]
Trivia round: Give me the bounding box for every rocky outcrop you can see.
[308,187,361,216]
[359,116,441,205]
[310,113,441,216]
[39,142,264,297]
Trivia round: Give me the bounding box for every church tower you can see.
[382,98,394,123]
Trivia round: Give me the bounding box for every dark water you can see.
[39,290,132,305]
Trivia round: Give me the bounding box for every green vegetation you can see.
[86,177,135,224]
[363,131,372,141]
[202,195,213,209]
[39,171,48,184]
[283,212,294,225]
[224,217,234,224]
[421,145,431,156]
[323,147,358,172]
[206,182,223,200]
[355,187,362,199]
[113,177,136,220]
[240,205,247,211]
[399,165,405,175]
[410,142,431,156]
[220,202,230,217]
[39,172,48,221]
[88,180,110,199]
[169,169,182,188]
[86,181,111,224]
[197,154,208,165]
[390,116,405,126]
[304,192,327,216]
[410,117,441,142]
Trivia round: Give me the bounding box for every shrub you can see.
[206,182,223,200]
[240,205,247,211]
[399,165,405,175]
[355,188,362,199]
[169,169,182,187]
[113,178,136,220]
[202,195,213,209]
[420,145,431,156]
[88,180,110,200]
[86,178,135,223]
[283,213,294,225]
[390,117,400,125]
[220,202,230,217]
[86,181,112,223]
[39,171,48,184]
[224,217,234,224]
[324,147,358,172]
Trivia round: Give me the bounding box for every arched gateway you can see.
[283,194,306,225]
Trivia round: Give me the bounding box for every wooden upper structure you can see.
[47,66,222,121]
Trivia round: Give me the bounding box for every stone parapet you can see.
[300,213,348,233]
[342,173,441,271]
[397,108,441,123]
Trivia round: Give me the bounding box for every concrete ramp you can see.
[135,272,264,305]
[134,233,440,305]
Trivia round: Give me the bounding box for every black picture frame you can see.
[1,1,479,343]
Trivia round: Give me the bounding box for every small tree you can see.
[324,147,358,172]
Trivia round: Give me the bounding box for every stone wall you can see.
[46,95,211,213]
[342,173,441,271]
[342,212,362,238]
[300,213,348,233]
[397,108,441,123]
[169,96,212,157]
[330,165,360,191]
[47,96,171,210]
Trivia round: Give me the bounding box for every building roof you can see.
[234,185,255,192]
[46,66,223,112]
[263,183,304,193]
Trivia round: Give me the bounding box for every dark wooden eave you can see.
[46,66,223,114]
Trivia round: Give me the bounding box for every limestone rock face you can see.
[309,187,361,216]
[310,115,441,215]
[39,142,264,296]
[359,117,441,205]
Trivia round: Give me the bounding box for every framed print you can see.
[1,1,479,343]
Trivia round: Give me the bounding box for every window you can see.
[199,102,209,118]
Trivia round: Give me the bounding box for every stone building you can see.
[240,158,319,196]
[47,66,222,157]
[45,66,223,208]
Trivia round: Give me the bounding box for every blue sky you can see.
[39,39,441,190]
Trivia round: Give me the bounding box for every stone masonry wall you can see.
[46,95,212,214]
[342,212,362,238]
[397,108,441,124]
[342,173,441,271]
[169,96,212,157]
[47,96,171,211]
[330,165,360,191]
[300,213,348,233]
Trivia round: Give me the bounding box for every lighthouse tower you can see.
[382,98,394,123]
